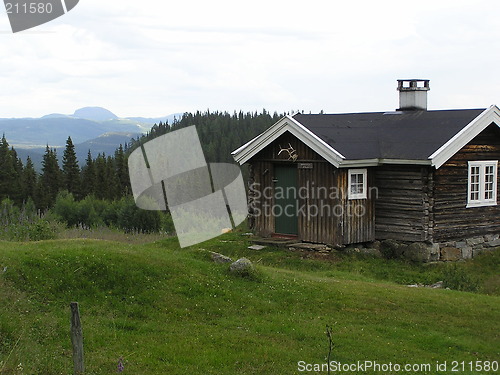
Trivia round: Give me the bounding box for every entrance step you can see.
[287,242,331,252]
[250,238,331,252]
[250,237,298,248]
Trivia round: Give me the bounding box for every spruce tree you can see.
[62,136,81,197]
[9,146,23,204]
[39,146,62,208]
[105,155,120,200]
[81,150,96,197]
[22,156,37,203]
[114,144,130,196]
[0,135,19,202]
[93,153,108,200]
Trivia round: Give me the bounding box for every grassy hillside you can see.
[0,233,498,374]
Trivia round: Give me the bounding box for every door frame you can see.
[273,164,299,237]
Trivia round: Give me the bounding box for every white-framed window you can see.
[467,161,498,208]
[348,168,367,199]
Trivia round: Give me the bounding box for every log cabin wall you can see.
[374,165,432,242]
[247,131,375,246]
[432,124,500,242]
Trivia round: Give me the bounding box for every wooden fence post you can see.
[70,302,85,374]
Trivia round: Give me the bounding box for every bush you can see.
[116,196,162,233]
[442,264,481,292]
[51,191,79,226]
[51,193,171,234]
[0,198,60,241]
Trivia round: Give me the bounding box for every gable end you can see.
[232,115,345,167]
[429,105,500,169]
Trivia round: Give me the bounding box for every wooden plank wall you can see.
[248,160,274,236]
[297,163,342,245]
[374,165,431,242]
[344,170,376,244]
[249,131,375,246]
[432,124,500,241]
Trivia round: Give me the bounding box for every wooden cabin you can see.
[232,80,500,254]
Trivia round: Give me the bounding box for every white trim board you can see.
[429,105,500,169]
[231,115,345,167]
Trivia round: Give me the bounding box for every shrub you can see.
[0,198,60,241]
[47,193,173,235]
[442,264,481,292]
[116,196,162,233]
[51,191,79,226]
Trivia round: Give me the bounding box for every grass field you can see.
[0,231,498,374]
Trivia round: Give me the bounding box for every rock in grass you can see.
[229,258,254,274]
[210,251,233,264]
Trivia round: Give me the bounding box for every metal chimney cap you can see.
[397,79,430,91]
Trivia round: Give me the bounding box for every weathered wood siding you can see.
[342,170,376,244]
[247,161,274,236]
[432,124,500,241]
[374,165,432,242]
[248,131,375,245]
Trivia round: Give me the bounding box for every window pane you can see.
[484,165,495,200]
[350,173,364,195]
[470,166,480,201]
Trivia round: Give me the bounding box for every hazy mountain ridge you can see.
[0,106,182,170]
[14,132,142,172]
[0,107,183,147]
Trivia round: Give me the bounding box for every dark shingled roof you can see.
[293,109,485,160]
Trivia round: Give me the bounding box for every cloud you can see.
[0,0,499,118]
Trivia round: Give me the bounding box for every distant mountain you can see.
[0,106,182,171]
[41,113,71,119]
[41,107,118,121]
[73,107,118,121]
[0,107,182,147]
[0,117,141,147]
[40,108,183,126]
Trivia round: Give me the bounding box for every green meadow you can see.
[0,231,498,374]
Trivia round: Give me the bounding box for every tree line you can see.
[0,109,282,212]
[128,109,281,163]
[0,135,130,210]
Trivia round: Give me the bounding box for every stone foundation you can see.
[376,234,499,262]
[436,234,500,261]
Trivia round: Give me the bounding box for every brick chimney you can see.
[397,79,430,111]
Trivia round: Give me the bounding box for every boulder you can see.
[404,242,436,263]
[380,239,406,259]
[429,281,444,289]
[210,251,233,264]
[229,258,254,274]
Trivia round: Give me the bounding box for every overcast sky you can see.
[1,0,499,118]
